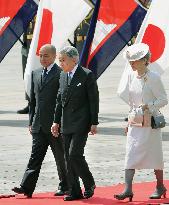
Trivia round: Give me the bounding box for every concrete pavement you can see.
[1,42,169,195]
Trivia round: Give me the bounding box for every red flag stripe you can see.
[0,0,26,35]
[36,9,53,55]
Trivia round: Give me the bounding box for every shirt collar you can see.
[69,64,78,77]
[43,63,55,74]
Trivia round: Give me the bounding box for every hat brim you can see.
[123,43,149,61]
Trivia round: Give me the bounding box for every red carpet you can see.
[1,181,169,205]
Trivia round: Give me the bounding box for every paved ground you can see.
[1,42,169,195]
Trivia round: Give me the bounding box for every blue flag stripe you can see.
[90,5,146,77]
[0,0,38,62]
[80,1,147,78]
[79,0,101,67]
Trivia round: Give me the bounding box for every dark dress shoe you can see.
[84,185,96,199]
[12,187,32,198]
[54,189,68,196]
[64,194,84,201]
[17,106,29,114]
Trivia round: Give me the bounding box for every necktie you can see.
[67,72,72,85]
[42,68,48,83]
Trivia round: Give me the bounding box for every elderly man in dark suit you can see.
[12,44,68,198]
[51,46,99,201]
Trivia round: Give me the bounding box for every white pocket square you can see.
[77,83,81,87]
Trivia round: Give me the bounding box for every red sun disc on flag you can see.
[142,24,165,63]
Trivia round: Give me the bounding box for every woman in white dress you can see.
[114,43,168,202]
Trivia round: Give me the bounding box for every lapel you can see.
[63,65,81,105]
[41,64,58,89]
[62,72,68,89]
[35,68,43,90]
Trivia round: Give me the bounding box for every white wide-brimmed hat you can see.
[124,43,149,61]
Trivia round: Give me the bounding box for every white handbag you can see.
[128,107,144,125]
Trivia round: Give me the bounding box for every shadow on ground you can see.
[0,110,16,114]
[0,120,28,127]
[98,127,124,136]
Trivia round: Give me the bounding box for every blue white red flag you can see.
[0,0,38,62]
[80,0,147,78]
[118,0,169,103]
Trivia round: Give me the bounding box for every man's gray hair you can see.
[59,46,79,61]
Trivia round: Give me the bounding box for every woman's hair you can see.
[141,51,151,66]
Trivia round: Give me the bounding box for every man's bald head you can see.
[39,44,56,67]
[39,44,56,55]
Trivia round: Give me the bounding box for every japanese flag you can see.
[118,0,169,103]
[24,0,91,97]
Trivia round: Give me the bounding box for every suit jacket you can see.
[54,65,99,134]
[29,64,61,133]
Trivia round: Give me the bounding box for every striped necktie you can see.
[67,72,72,85]
[42,68,48,83]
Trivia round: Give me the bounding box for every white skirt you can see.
[125,126,164,169]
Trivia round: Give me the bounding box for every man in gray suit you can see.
[51,46,99,201]
[12,44,68,198]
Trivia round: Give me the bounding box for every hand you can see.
[89,125,97,135]
[141,104,148,111]
[124,126,128,135]
[51,123,59,137]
